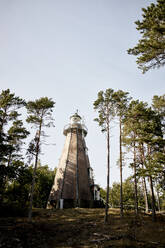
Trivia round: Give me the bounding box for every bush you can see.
[0,202,28,217]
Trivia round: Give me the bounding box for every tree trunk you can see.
[142,177,149,213]
[140,143,149,213]
[7,151,12,167]
[147,145,156,221]
[104,121,110,223]
[156,188,161,212]
[149,175,156,221]
[133,139,138,216]
[141,143,148,213]
[28,122,42,221]
[119,117,123,217]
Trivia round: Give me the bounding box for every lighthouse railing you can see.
[63,123,88,135]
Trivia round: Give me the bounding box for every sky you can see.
[0,0,164,188]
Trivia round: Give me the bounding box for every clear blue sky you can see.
[0,0,164,188]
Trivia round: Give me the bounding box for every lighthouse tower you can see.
[47,112,95,208]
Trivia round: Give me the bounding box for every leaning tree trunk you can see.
[147,145,156,221]
[28,121,42,221]
[133,138,138,216]
[119,117,123,217]
[156,187,161,212]
[142,177,149,213]
[104,121,110,223]
[140,143,149,213]
[149,175,156,222]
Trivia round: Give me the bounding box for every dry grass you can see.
[0,208,165,247]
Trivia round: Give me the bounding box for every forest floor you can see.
[0,208,165,248]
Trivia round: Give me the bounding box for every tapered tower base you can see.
[47,112,101,209]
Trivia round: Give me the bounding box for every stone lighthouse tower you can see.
[47,112,94,209]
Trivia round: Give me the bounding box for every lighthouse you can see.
[47,112,98,209]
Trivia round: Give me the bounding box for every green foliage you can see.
[26,97,55,128]
[0,90,57,215]
[123,99,164,173]
[152,94,165,114]
[128,0,165,72]
[5,165,33,208]
[5,164,55,210]
[152,94,165,134]
[93,89,115,132]
[123,98,164,216]
[33,165,55,208]
[151,94,165,199]
[123,100,163,148]
[0,89,25,131]
[7,120,30,162]
[26,97,55,219]
[0,89,28,203]
[0,89,57,215]
[26,97,55,160]
[113,90,131,118]
[101,178,146,209]
[0,89,27,164]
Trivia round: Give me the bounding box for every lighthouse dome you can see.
[70,112,81,124]
[63,111,88,136]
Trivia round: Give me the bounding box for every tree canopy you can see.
[0,88,164,221]
[128,0,165,73]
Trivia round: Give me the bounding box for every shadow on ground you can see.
[0,208,165,247]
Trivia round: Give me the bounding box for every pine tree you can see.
[7,120,29,166]
[0,89,25,132]
[123,100,145,215]
[113,90,131,217]
[0,89,26,203]
[93,89,115,223]
[26,97,55,220]
[128,0,165,73]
